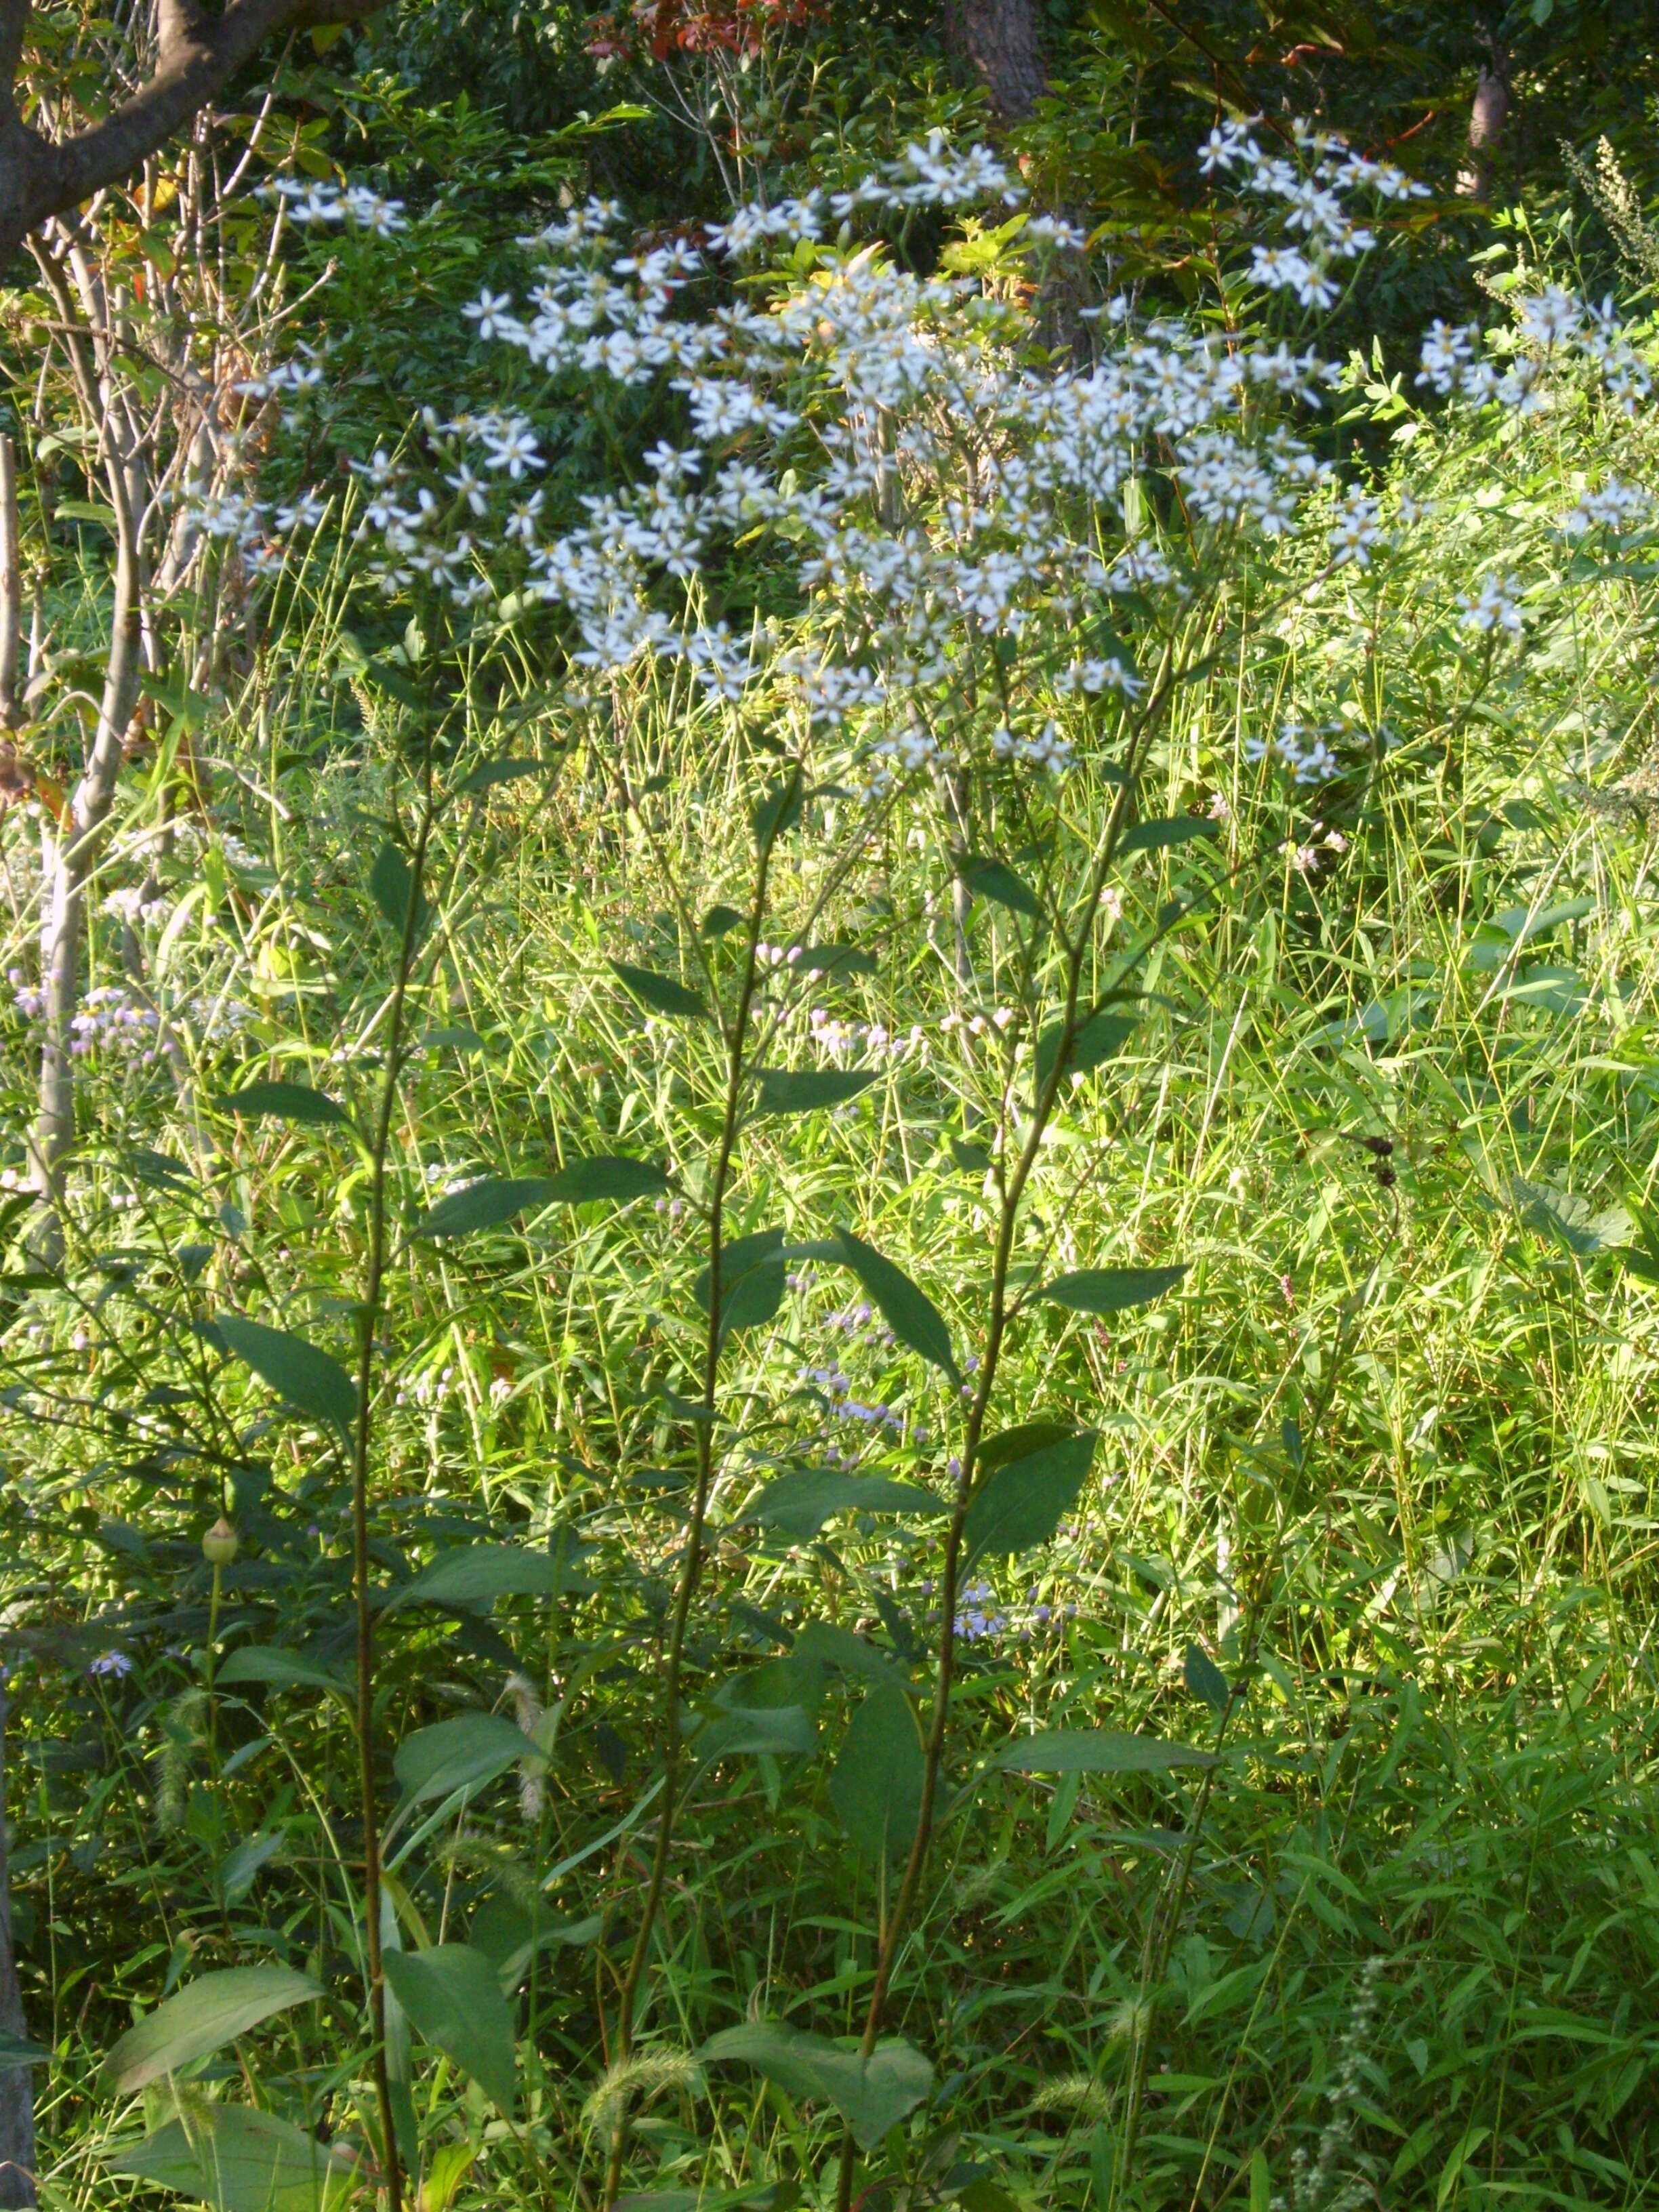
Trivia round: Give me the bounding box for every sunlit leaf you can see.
[701,2022,932,2150]
[609,959,710,1019]
[1040,1264,1187,1315]
[962,1431,1097,1567]
[103,1967,321,2093]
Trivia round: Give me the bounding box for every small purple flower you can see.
[89,1651,132,1679]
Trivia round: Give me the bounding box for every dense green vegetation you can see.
[7,8,1659,2212]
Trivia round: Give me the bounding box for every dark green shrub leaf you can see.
[459,757,543,794]
[693,1704,817,1759]
[216,1081,348,1126]
[411,1178,560,1240]
[697,1228,787,1340]
[609,959,710,1020]
[1040,1264,1187,1315]
[962,1431,1097,1567]
[701,903,744,937]
[752,774,804,848]
[755,1068,878,1116]
[830,1683,923,1860]
[382,1944,518,2117]
[103,1966,321,2093]
[216,1315,356,1438]
[743,1469,945,1541]
[976,1420,1076,1473]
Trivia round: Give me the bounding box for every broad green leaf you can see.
[411,1178,559,1240]
[103,1967,321,2093]
[609,959,710,1020]
[370,841,420,933]
[743,1469,945,1542]
[545,1154,669,1203]
[421,1025,487,1052]
[0,2033,45,2070]
[216,1648,352,1696]
[962,1431,1097,1568]
[216,1316,356,1438]
[382,1944,518,2117]
[216,1081,348,1126]
[1119,814,1216,855]
[697,1228,787,1340]
[831,1228,958,1383]
[793,941,876,977]
[830,1683,923,1861]
[962,855,1042,920]
[701,2022,933,2150]
[990,1729,1215,1775]
[393,1713,542,1807]
[754,1067,878,1116]
[1041,1264,1187,1315]
[701,903,744,937]
[108,2107,354,2212]
[391,1542,583,1610]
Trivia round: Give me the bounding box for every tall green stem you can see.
[352,779,436,2212]
[599,794,786,2212]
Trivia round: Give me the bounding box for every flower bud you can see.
[202,1517,238,1567]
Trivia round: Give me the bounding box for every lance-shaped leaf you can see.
[411,1178,564,1240]
[545,1154,669,1203]
[216,1648,352,1698]
[962,1430,1097,1568]
[696,1227,787,1341]
[382,1944,518,2117]
[786,1229,958,1383]
[693,1703,817,1760]
[371,841,425,935]
[216,1316,356,1439]
[103,1966,322,2093]
[830,1683,923,1861]
[1035,1008,1136,1088]
[217,1080,348,1126]
[989,1729,1215,1775]
[742,1468,945,1543]
[390,1542,589,1611]
[609,959,710,1020]
[754,1067,878,1116]
[1119,814,1218,855]
[108,2106,356,2212]
[1040,1264,1187,1316]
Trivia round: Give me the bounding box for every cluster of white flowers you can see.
[1457,573,1525,636]
[1201,119,1429,307]
[1418,291,1652,415]
[102,885,171,930]
[283,130,1431,789]
[806,1006,926,1063]
[262,178,408,238]
[1244,720,1343,784]
[1557,474,1653,536]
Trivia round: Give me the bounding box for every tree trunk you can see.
[0,1690,36,2209]
[1456,37,1509,199]
[943,0,1048,127]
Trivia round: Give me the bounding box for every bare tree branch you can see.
[0,0,383,264]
